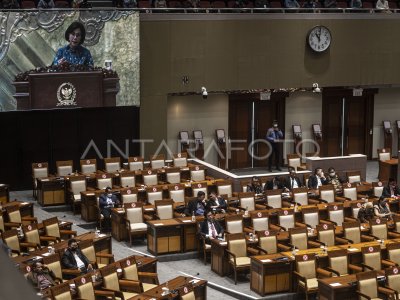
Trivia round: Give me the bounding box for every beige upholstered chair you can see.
[50,282,73,300]
[316,224,349,247]
[347,171,362,184]
[369,218,400,241]
[120,256,159,292]
[225,215,244,234]
[75,274,116,300]
[100,264,140,299]
[327,203,345,226]
[96,173,113,190]
[32,162,49,198]
[142,169,158,186]
[43,217,76,242]
[372,181,385,198]
[343,221,373,244]
[124,203,147,246]
[168,184,185,203]
[287,153,306,171]
[68,175,87,214]
[56,160,74,176]
[5,204,37,226]
[327,249,361,277]
[79,239,114,269]
[361,245,393,271]
[278,209,296,230]
[178,284,196,300]
[226,233,251,284]
[265,189,283,209]
[119,171,136,188]
[150,154,165,169]
[385,267,400,299]
[2,229,37,256]
[120,188,138,204]
[80,158,97,174]
[256,230,287,254]
[191,182,208,197]
[104,157,121,173]
[342,182,358,200]
[348,202,364,221]
[165,167,181,184]
[387,243,400,266]
[356,270,392,300]
[289,227,320,250]
[128,156,144,171]
[23,223,57,248]
[249,211,269,232]
[173,152,188,168]
[319,184,336,203]
[146,185,163,205]
[43,253,80,281]
[216,180,233,198]
[155,199,174,220]
[293,187,309,206]
[301,207,320,229]
[238,192,256,212]
[190,165,206,182]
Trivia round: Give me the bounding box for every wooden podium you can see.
[14,71,119,110]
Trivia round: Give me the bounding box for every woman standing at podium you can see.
[53,21,94,67]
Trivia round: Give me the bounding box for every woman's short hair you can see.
[65,21,86,45]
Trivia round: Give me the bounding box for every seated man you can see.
[99,187,120,232]
[357,202,374,223]
[61,239,93,279]
[200,211,224,244]
[27,261,58,291]
[265,176,284,191]
[382,178,400,198]
[326,167,343,191]
[374,196,393,219]
[284,167,302,191]
[308,167,327,190]
[246,176,263,194]
[206,192,227,213]
[185,191,207,216]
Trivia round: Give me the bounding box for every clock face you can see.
[308,26,331,53]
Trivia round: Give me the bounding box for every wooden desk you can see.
[2,201,34,217]
[177,217,201,252]
[250,254,292,296]
[318,274,358,300]
[36,177,65,206]
[0,183,10,204]
[147,219,182,255]
[80,191,102,222]
[111,208,128,242]
[379,159,398,182]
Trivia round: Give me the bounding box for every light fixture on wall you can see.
[201,87,208,99]
[312,83,321,93]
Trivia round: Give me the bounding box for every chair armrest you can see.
[137,271,159,284]
[383,285,398,299]
[20,242,40,250]
[94,290,116,300]
[277,243,291,252]
[295,222,307,228]
[348,263,363,273]
[22,217,38,223]
[255,204,267,210]
[270,224,285,231]
[388,231,400,239]
[293,270,307,285]
[316,267,333,278]
[11,249,21,255]
[378,286,396,297]
[143,214,153,221]
[59,229,77,237]
[344,217,357,222]
[323,266,340,277]
[361,234,376,242]
[226,249,237,265]
[335,196,347,202]
[320,219,335,225]
[360,263,374,271]
[243,227,253,234]
[4,222,21,228]
[251,245,268,255]
[39,236,58,242]
[61,268,81,276]
[334,236,351,245]
[102,287,124,299]
[382,259,397,267]
[86,187,96,191]
[308,240,323,248]
[118,279,142,293]
[356,291,372,300]
[95,253,114,259]
[247,246,259,256]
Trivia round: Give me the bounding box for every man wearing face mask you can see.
[284,167,302,191]
[27,261,58,291]
[266,120,283,172]
[326,167,343,191]
[308,167,327,190]
[382,178,400,198]
[61,239,93,279]
[200,211,224,244]
[99,187,120,232]
[374,196,393,219]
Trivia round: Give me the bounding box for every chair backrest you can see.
[23,223,41,246]
[168,184,185,202]
[120,256,139,281]
[43,253,63,279]
[295,253,316,279]
[328,203,344,226]
[386,266,400,294]
[251,211,269,231]
[293,187,308,206]
[370,218,388,240]
[121,188,138,204]
[287,154,301,171]
[150,154,165,169]
[191,182,208,197]
[120,172,136,188]
[343,183,357,200]
[142,170,158,186]
[2,229,20,252]
[225,215,243,234]
[104,157,121,172]
[178,284,195,300]
[6,205,22,223]
[238,192,255,211]
[190,165,206,182]
[173,152,188,168]
[316,223,335,247]
[51,282,73,300]
[216,180,233,198]
[75,274,95,300]
[343,221,361,243]
[302,207,319,229]
[278,209,295,230]
[328,249,349,276]
[394,215,400,233]
[166,167,181,184]
[155,199,174,220]
[347,171,362,184]
[79,239,96,263]
[372,181,384,197]
[387,242,400,265]
[146,185,163,205]
[362,245,382,271]
[265,189,283,208]
[319,184,335,203]
[227,233,247,258]
[56,160,73,176]
[96,174,113,190]
[70,176,87,195]
[350,201,364,219]
[289,227,308,250]
[100,264,120,291]
[356,270,379,299]
[32,162,49,179]
[124,202,144,224]
[43,217,60,238]
[257,230,278,254]
[128,156,144,171]
[80,159,97,174]
[378,148,391,161]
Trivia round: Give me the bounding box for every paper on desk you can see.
[182,220,192,223]
[154,223,163,226]
[60,221,66,225]
[330,283,342,287]
[98,234,107,237]
[190,279,200,284]
[219,242,227,245]
[42,252,51,257]
[347,248,358,252]
[145,208,154,211]
[86,193,95,196]
[261,259,272,263]
[41,179,50,182]
[22,202,29,205]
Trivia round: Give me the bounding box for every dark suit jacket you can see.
[264,180,284,191]
[200,219,224,237]
[308,174,327,190]
[206,197,227,211]
[61,248,90,270]
[382,185,400,197]
[284,176,302,191]
[99,193,120,209]
[184,199,206,216]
